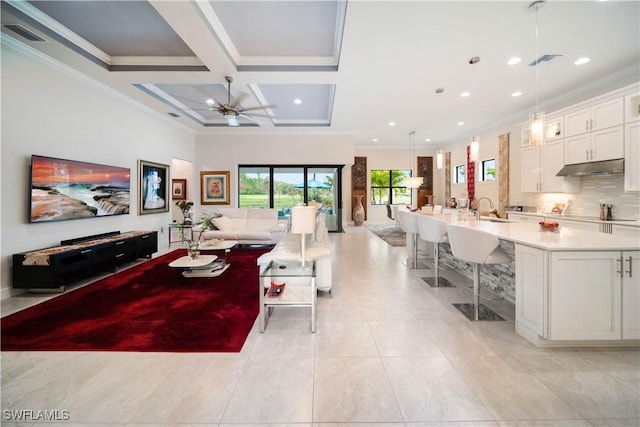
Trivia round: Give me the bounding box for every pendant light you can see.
[436,149,444,169]
[529,0,545,147]
[404,131,423,188]
[469,56,480,162]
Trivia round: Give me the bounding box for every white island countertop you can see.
[426,213,640,251]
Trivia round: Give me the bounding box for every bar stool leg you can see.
[473,262,480,321]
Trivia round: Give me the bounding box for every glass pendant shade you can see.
[403,176,423,188]
[470,137,479,162]
[436,150,443,169]
[529,111,545,146]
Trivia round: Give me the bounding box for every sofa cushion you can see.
[212,216,235,231]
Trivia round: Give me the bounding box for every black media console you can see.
[12,230,158,291]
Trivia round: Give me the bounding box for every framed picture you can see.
[138,160,170,215]
[200,170,230,205]
[172,178,187,200]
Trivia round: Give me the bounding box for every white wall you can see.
[195,133,356,224]
[1,42,196,295]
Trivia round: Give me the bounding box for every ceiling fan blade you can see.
[240,104,277,112]
[233,91,251,107]
[240,112,273,119]
[238,113,262,125]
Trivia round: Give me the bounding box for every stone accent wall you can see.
[438,239,516,303]
[498,133,509,218]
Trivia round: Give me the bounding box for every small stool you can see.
[417,214,452,287]
[446,223,511,321]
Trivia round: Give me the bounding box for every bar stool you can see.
[416,214,452,287]
[399,211,426,269]
[446,223,511,321]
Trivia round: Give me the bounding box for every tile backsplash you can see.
[526,175,640,220]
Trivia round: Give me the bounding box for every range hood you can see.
[556,159,624,177]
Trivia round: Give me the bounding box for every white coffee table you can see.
[168,254,230,278]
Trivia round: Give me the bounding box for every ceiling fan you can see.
[205,76,275,126]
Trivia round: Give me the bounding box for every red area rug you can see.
[1,248,270,352]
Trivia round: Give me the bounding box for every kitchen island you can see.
[423,213,640,347]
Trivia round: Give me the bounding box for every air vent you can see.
[4,24,46,42]
[168,112,180,118]
[528,54,564,66]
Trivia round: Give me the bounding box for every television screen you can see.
[29,155,131,223]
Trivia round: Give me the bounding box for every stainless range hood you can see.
[556,159,624,177]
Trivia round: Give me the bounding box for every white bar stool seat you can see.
[399,211,427,269]
[416,214,452,287]
[446,223,511,321]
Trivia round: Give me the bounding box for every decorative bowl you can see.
[538,221,560,232]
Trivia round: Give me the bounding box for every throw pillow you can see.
[212,215,233,231]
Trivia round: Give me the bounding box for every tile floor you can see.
[1,226,639,426]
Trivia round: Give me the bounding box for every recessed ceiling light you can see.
[388,121,396,126]
[206,98,215,106]
[512,91,523,97]
[507,57,522,65]
[425,138,431,142]
[293,98,302,104]
[574,57,591,65]
[372,138,378,142]
[460,91,471,98]
[457,121,465,126]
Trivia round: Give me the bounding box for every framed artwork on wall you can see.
[138,159,170,215]
[200,170,230,205]
[172,178,186,200]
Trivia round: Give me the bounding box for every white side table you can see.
[259,260,317,333]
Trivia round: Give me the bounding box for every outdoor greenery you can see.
[238,173,334,210]
[370,169,411,205]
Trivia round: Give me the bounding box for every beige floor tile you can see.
[313,357,402,423]
[383,357,493,422]
[450,355,581,420]
[369,320,444,357]
[314,320,379,357]
[586,418,640,426]
[221,356,314,423]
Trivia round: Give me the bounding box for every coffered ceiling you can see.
[2,0,639,147]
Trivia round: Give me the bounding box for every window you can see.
[238,165,343,232]
[238,167,270,208]
[370,170,412,205]
[481,159,496,182]
[455,165,466,184]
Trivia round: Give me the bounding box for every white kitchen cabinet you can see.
[564,97,624,137]
[624,92,640,123]
[625,121,640,191]
[508,213,544,223]
[515,244,547,339]
[520,139,579,193]
[550,251,621,340]
[622,251,640,339]
[544,116,564,142]
[555,218,600,232]
[565,125,624,164]
[613,224,640,238]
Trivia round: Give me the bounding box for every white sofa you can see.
[201,208,286,245]
[257,212,332,293]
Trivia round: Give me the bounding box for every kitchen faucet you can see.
[472,197,502,218]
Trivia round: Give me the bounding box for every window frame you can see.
[370,169,412,205]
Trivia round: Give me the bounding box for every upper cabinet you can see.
[564,98,624,137]
[625,121,640,192]
[564,97,624,165]
[625,92,640,123]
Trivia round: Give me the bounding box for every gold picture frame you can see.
[200,171,230,205]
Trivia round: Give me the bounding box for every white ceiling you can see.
[2,0,639,148]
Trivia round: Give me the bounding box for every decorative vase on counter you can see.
[353,196,365,226]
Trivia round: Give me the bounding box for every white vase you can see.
[353,196,365,226]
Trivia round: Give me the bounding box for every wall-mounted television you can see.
[29,155,131,223]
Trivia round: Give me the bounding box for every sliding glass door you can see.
[238,165,344,232]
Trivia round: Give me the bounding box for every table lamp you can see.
[290,206,317,267]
